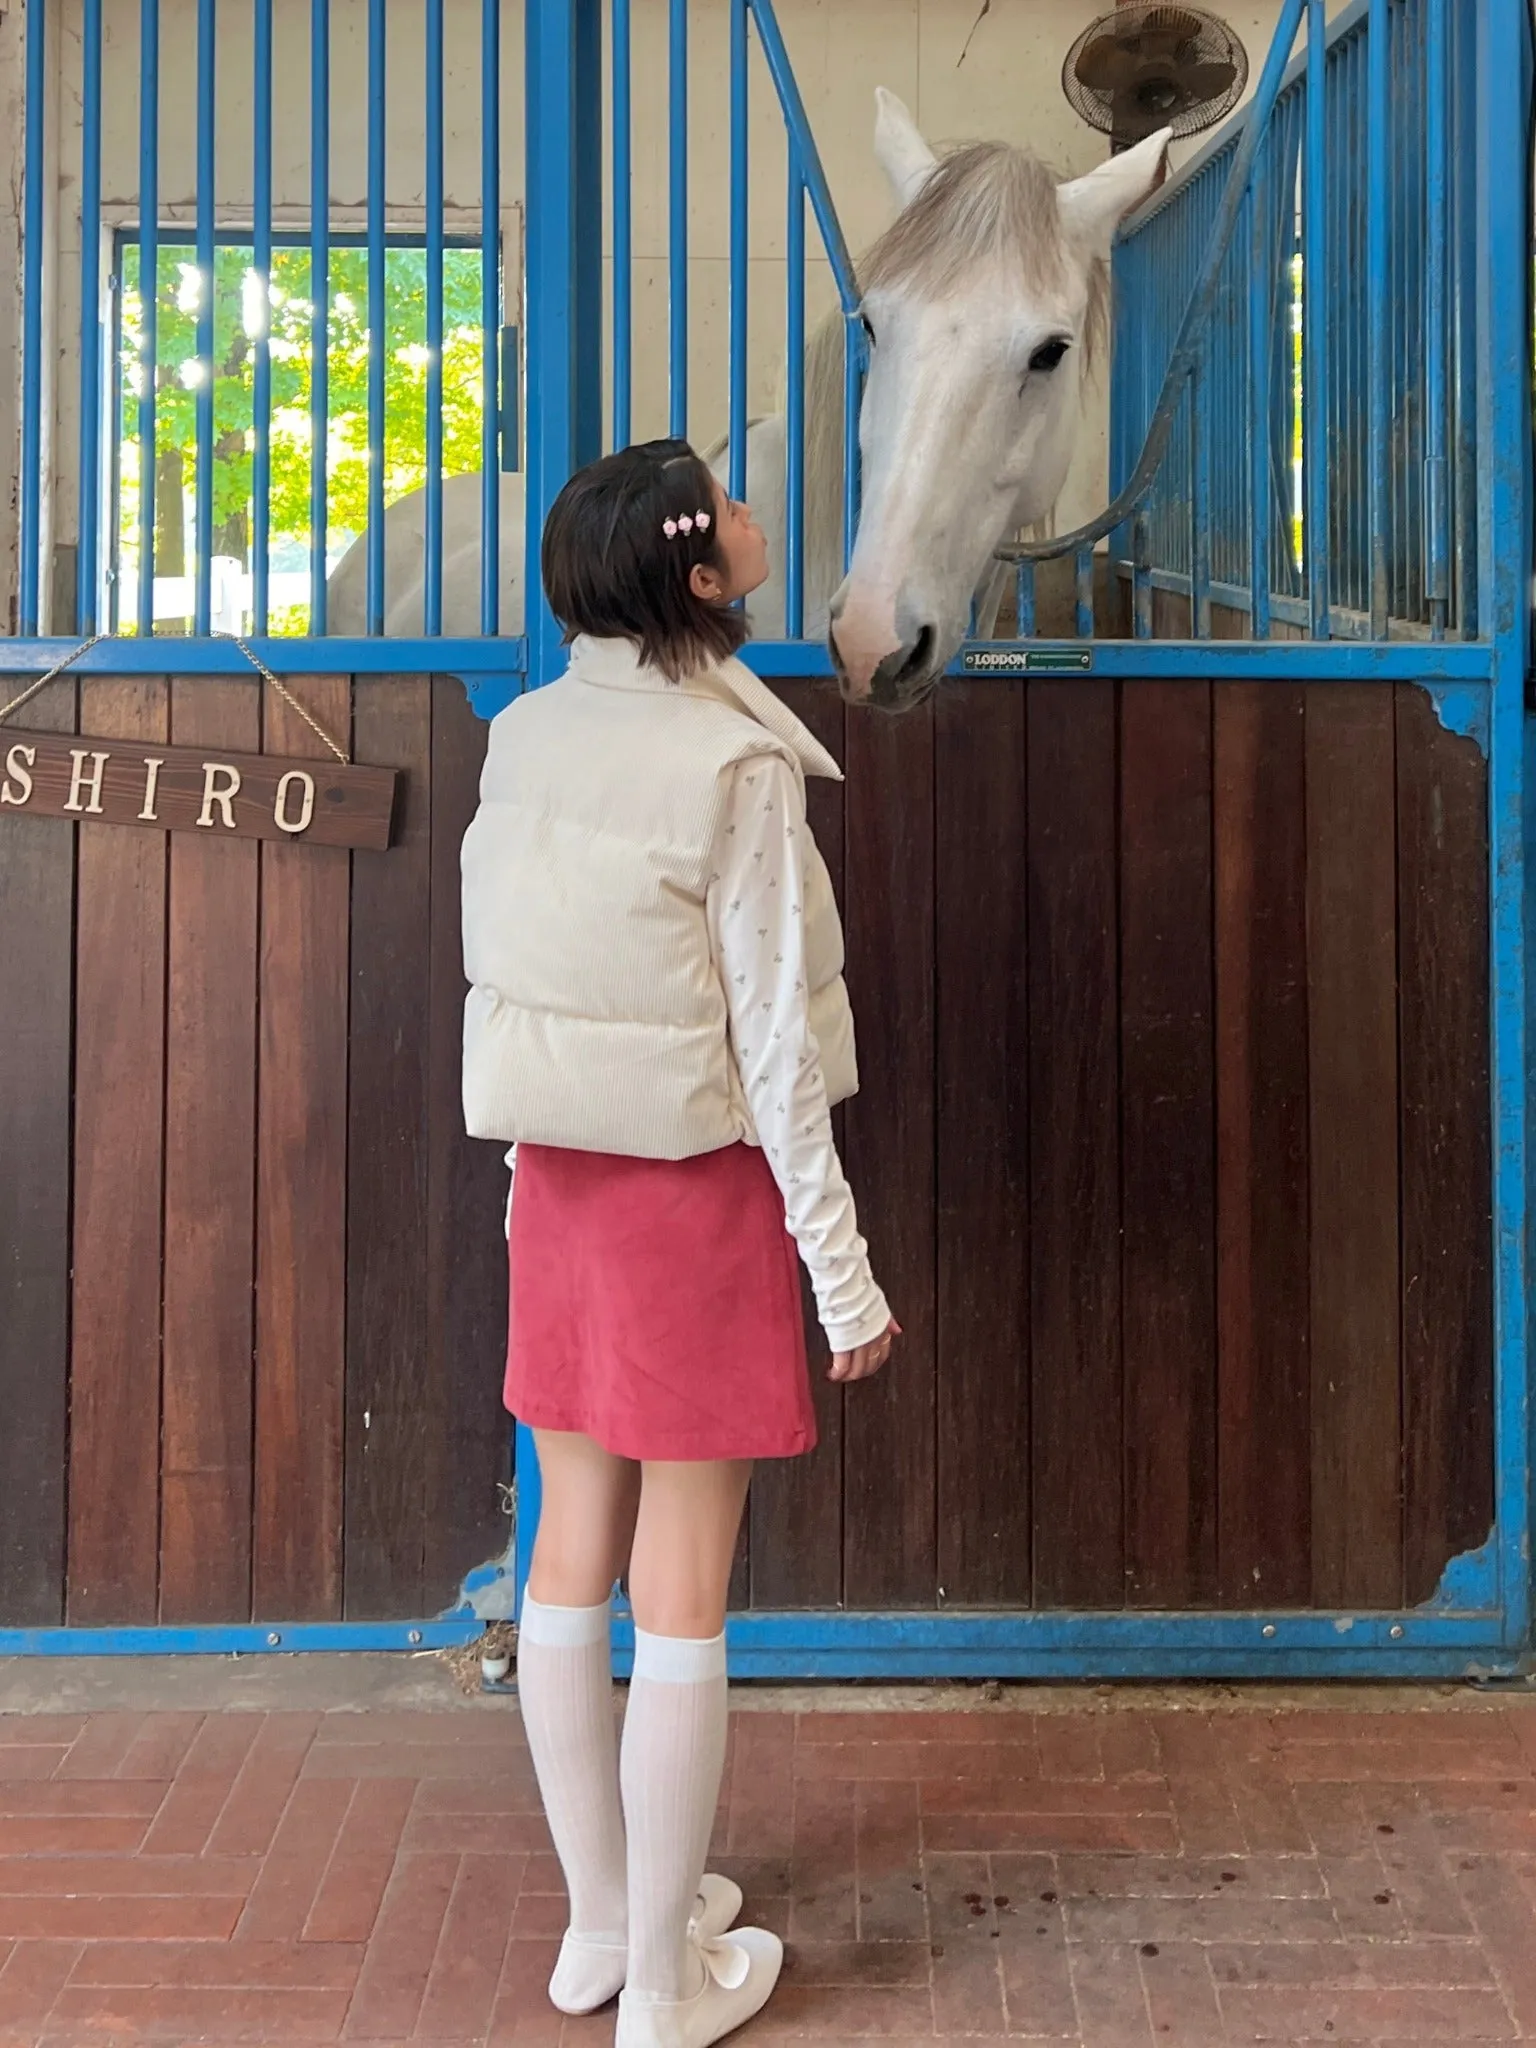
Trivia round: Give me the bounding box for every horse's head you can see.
[829,91,1169,711]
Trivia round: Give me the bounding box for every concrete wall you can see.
[1,0,1305,629]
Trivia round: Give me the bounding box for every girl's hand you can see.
[830,1317,901,1384]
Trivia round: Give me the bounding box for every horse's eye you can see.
[860,312,877,349]
[1027,336,1070,375]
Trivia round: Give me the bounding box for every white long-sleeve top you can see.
[505,752,890,1355]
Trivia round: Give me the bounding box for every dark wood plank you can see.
[345,676,433,1619]
[1120,681,1218,1608]
[67,677,169,1625]
[750,678,848,1609]
[159,678,260,1623]
[1152,587,1193,638]
[1213,683,1311,1606]
[424,678,512,1610]
[840,699,937,1608]
[253,676,352,1622]
[934,679,1031,1605]
[1306,687,1403,1608]
[727,1510,752,1613]
[0,676,76,1625]
[1397,684,1494,1604]
[1028,681,1122,1607]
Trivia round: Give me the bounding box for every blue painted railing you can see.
[1100,0,1468,642]
[8,0,1475,669]
[12,0,517,656]
[591,0,862,662]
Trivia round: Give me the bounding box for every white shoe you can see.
[548,1873,746,2017]
[616,1926,784,2048]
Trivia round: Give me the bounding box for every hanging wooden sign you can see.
[0,729,397,851]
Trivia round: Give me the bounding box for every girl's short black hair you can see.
[541,439,749,681]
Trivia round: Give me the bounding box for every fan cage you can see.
[1063,4,1251,142]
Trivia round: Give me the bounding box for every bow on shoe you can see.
[694,1933,751,1993]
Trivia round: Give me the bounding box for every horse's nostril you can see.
[895,625,936,690]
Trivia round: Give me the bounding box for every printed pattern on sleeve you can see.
[708,754,890,1352]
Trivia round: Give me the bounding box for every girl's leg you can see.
[520,1430,640,2013]
[619,1460,780,2047]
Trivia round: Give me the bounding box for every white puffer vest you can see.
[460,634,857,1159]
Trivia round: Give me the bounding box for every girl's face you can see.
[689,478,770,607]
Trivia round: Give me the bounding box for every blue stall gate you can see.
[0,0,1530,1678]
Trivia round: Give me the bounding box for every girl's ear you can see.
[690,561,726,602]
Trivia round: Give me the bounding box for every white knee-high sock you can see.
[517,1596,628,1951]
[620,1627,730,2005]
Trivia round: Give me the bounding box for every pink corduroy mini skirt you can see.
[505,1140,817,1462]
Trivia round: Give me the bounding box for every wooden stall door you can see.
[0,668,1495,1629]
[739,673,1494,1615]
[0,674,512,1631]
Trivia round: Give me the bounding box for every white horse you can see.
[326,92,1168,709]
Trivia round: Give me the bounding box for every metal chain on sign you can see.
[0,632,350,763]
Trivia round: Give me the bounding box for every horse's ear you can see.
[1056,127,1171,255]
[874,87,937,211]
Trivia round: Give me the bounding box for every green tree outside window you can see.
[117,239,489,634]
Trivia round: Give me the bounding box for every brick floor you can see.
[0,1696,1531,2044]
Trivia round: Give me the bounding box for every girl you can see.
[460,438,897,2048]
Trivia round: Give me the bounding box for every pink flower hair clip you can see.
[662,510,712,540]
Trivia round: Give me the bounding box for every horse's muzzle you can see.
[830,620,939,713]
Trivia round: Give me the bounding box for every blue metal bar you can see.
[1002,0,1307,569]
[668,0,688,436]
[746,0,858,314]
[1247,150,1270,637]
[1450,0,1478,637]
[481,0,501,636]
[1365,0,1387,636]
[252,0,272,634]
[1422,0,1448,634]
[514,1419,543,1620]
[193,0,216,637]
[310,0,330,634]
[424,0,445,635]
[1074,548,1094,640]
[1014,561,1035,639]
[611,0,632,449]
[1477,0,1532,1657]
[1191,360,1211,638]
[785,151,805,639]
[1302,0,1329,637]
[5,1599,1520,1678]
[0,634,1488,683]
[366,0,386,637]
[743,636,1493,682]
[523,0,604,690]
[605,1608,1515,1684]
[0,1620,482,1658]
[1,1599,1515,1679]
[77,0,103,634]
[842,317,862,573]
[1132,511,1152,638]
[574,3,603,470]
[727,0,748,503]
[137,0,160,640]
[19,0,46,633]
